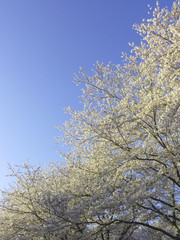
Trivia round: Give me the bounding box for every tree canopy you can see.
[0,1,180,239]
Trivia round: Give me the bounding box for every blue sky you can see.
[0,0,173,188]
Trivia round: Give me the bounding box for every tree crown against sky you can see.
[0,0,174,189]
[0,1,180,239]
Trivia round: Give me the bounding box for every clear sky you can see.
[0,0,173,189]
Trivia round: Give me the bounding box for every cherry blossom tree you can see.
[56,1,180,238]
[0,1,179,239]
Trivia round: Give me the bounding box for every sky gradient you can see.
[0,0,173,188]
